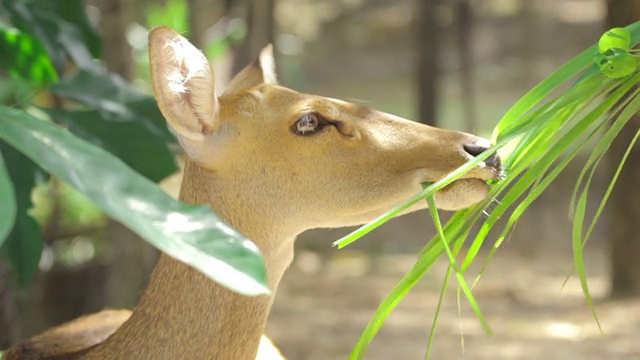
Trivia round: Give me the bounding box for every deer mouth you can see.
[456,151,504,184]
[425,157,503,211]
[434,160,505,211]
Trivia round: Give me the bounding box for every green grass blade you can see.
[347,254,436,359]
[426,195,491,334]
[569,83,640,214]
[572,182,602,332]
[493,54,593,141]
[425,266,453,360]
[563,91,640,288]
[469,118,598,283]
[581,93,640,244]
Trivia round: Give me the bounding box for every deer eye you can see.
[294,113,322,135]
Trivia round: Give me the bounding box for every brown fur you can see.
[4,27,500,359]
[3,310,130,360]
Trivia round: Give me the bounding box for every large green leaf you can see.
[0,106,269,296]
[51,68,175,142]
[0,23,58,85]
[0,149,16,247]
[43,107,177,183]
[0,142,43,286]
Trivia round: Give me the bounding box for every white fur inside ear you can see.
[154,34,217,137]
[165,38,209,95]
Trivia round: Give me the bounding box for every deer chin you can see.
[433,178,491,211]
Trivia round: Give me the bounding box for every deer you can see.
[3,26,501,360]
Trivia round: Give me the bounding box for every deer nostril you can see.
[463,143,501,169]
[463,143,488,157]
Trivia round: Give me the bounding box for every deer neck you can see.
[87,160,297,360]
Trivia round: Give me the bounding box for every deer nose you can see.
[463,142,501,170]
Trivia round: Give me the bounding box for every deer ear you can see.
[148,26,218,143]
[223,44,277,96]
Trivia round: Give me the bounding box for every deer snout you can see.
[462,141,501,171]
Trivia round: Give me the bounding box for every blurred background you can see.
[2,0,640,359]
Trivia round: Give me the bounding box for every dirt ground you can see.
[266,245,640,360]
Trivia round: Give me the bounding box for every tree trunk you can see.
[519,0,538,86]
[454,0,475,131]
[187,0,203,48]
[0,259,19,348]
[416,0,441,126]
[231,0,276,74]
[607,0,640,298]
[99,0,134,80]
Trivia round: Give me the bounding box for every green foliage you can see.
[29,180,105,232]
[204,20,248,60]
[0,142,44,286]
[0,150,17,256]
[147,0,189,34]
[0,23,57,84]
[0,0,268,295]
[0,0,96,71]
[340,22,640,359]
